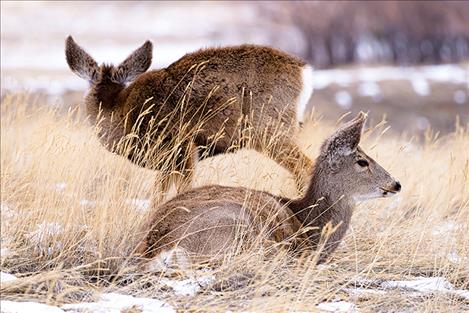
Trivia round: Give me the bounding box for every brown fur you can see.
[138,113,401,264]
[65,37,314,197]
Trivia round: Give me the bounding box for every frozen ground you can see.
[2,269,468,312]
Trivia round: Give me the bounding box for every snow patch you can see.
[453,90,466,105]
[381,277,452,293]
[357,81,381,99]
[335,91,352,109]
[410,77,430,96]
[345,287,386,295]
[1,300,65,313]
[1,247,13,259]
[161,274,215,296]
[312,64,468,90]
[446,251,460,263]
[381,277,469,300]
[79,199,95,207]
[453,290,469,300]
[1,203,16,220]
[1,272,17,283]
[54,182,67,192]
[432,221,460,236]
[317,301,357,312]
[126,198,151,212]
[61,292,175,313]
[28,222,64,255]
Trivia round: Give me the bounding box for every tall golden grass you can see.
[1,93,468,311]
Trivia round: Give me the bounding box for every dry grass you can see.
[1,93,468,312]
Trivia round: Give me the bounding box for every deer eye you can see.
[357,159,369,167]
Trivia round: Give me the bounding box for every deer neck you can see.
[91,82,125,110]
[287,165,355,250]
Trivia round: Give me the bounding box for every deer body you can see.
[66,37,314,196]
[138,113,401,265]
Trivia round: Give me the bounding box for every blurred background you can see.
[1,0,468,134]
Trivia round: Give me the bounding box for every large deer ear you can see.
[65,36,99,82]
[321,112,366,163]
[112,40,152,84]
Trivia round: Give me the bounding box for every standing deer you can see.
[65,36,314,198]
[137,112,401,267]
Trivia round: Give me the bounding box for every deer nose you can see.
[394,181,401,192]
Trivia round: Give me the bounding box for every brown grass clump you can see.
[1,94,468,311]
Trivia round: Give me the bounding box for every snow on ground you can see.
[1,274,468,312]
[54,182,67,192]
[313,64,469,94]
[334,91,353,109]
[1,203,16,220]
[345,287,386,296]
[1,2,303,78]
[161,273,215,296]
[1,301,66,313]
[28,222,64,256]
[446,250,462,263]
[3,63,466,103]
[79,199,95,208]
[0,293,175,313]
[410,76,430,96]
[316,301,357,313]
[1,247,13,260]
[62,293,175,313]
[381,277,452,293]
[454,90,467,105]
[125,198,151,213]
[431,220,461,236]
[357,81,381,100]
[1,271,17,283]
[381,277,469,300]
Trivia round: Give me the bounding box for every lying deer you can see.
[65,36,314,197]
[138,112,401,267]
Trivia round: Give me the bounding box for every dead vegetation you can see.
[1,93,468,312]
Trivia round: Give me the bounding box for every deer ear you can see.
[65,36,99,82]
[112,40,152,84]
[322,112,366,161]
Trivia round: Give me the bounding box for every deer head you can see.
[317,112,401,201]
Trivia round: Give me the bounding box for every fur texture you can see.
[296,66,314,123]
[65,37,314,196]
[138,112,401,264]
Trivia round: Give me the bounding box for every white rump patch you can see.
[296,65,314,123]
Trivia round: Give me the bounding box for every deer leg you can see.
[152,140,198,204]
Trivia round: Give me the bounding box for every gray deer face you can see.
[319,112,401,201]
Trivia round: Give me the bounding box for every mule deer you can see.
[65,36,314,198]
[138,112,401,267]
